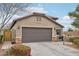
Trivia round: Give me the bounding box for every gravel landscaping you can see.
[0,43,5,56]
[1,41,79,56]
[65,42,79,50]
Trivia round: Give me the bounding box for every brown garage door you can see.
[22,27,52,43]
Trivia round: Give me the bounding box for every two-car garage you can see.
[10,13,63,43]
[22,27,52,43]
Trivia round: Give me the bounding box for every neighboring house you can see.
[10,12,64,43]
[63,31,79,37]
[63,31,79,41]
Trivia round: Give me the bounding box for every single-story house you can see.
[10,12,64,43]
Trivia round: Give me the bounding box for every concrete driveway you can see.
[23,42,79,56]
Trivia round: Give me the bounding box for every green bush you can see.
[69,37,79,46]
[7,44,31,56]
[73,39,79,46]
[0,35,3,43]
[69,37,79,42]
[69,38,74,42]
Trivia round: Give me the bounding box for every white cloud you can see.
[63,16,70,20]
[57,16,74,23]
[57,16,74,31]
[26,7,48,14]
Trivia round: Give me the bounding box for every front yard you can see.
[0,43,5,56]
[66,43,79,50]
[0,35,79,56]
[62,37,79,52]
[0,43,2,49]
[65,37,79,50]
[23,42,79,56]
[1,41,79,56]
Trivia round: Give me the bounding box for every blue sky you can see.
[30,3,78,31]
[31,3,78,16]
[12,3,78,31]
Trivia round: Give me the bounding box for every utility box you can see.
[4,30,12,41]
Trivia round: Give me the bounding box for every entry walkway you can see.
[1,41,12,50]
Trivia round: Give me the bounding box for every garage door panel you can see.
[22,27,52,43]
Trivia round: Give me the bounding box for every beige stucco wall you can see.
[12,15,63,41]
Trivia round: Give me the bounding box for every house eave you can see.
[10,13,64,29]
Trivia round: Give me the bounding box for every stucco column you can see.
[52,28,58,42]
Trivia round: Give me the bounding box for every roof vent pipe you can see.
[33,12,45,16]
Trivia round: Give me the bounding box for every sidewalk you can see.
[1,41,12,50]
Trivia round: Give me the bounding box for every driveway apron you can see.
[23,42,79,56]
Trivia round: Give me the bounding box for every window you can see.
[56,29,61,35]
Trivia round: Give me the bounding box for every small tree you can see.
[68,28,73,32]
[0,3,30,31]
[68,4,79,29]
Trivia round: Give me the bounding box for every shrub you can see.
[7,44,31,56]
[69,37,79,46]
[73,39,79,46]
[73,37,79,39]
[69,37,79,42]
[69,37,74,42]
[0,35,3,43]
